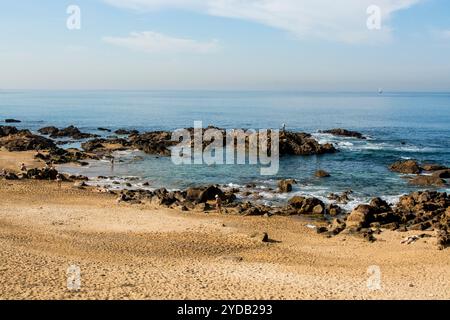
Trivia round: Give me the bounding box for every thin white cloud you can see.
[103,31,219,53]
[103,0,421,43]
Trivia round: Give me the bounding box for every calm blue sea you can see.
[1,90,450,207]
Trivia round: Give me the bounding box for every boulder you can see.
[279,131,337,155]
[319,128,366,139]
[422,164,448,172]
[315,170,330,178]
[186,185,224,203]
[389,160,421,174]
[432,169,450,179]
[409,175,446,187]
[278,179,296,193]
[288,196,325,215]
[346,204,374,229]
[4,172,19,180]
[0,130,56,151]
[326,204,342,216]
[4,119,21,123]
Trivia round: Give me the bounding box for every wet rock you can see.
[278,179,296,193]
[315,170,330,178]
[4,119,21,123]
[97,127,111,132]
[389,160,421,174]
[409,175,446,187]
[432,169,450,179]
[319,128,366,139]
[422,164,448,172]
[279,131,336,155]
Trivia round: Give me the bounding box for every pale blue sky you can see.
[0,0,449,91]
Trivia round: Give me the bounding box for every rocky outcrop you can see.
[389,160,421,174]
[0,128,56,151]
[81,138,131,153]
[4,119,21,123]
[38,125,99,140]
[409,175,446,187]
[0,126,19,137]
[186,185,224,203]
[129,131,174,156]
[35,148,99,165]
[115,129,139,135]
[279,131,336,155]
[319,128,366,139]
[287,196,325,215]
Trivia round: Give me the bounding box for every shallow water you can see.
[1,90,450,206]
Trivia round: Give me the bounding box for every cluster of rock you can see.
[389,159,450,187]
[0,126,56,151]
[318,191,450,249]
[319,128,366,139]
[38,125,99,140]
[1,166,87,182]
[79,127,337,157]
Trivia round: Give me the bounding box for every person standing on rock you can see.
[215,195,223,214]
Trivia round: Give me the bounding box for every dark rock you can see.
[326,204,342,216]
[422,164,448,172]
[97,127,111,132]
[277,179,296,193]
[0,126,19,137]
[279,131,337,155]
[4,172,19,180]
[319,128,366,139]
[389,160,421,174]
[0,129,56,151]
[432,169,450,179]
[287,196,325,215]
[328,218,346,235]
[315,170,330,178]
[409,175,446,187]
[4,119,21,123]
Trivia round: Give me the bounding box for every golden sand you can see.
[0,153,449,300]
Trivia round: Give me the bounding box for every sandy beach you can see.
[1,173,449,300]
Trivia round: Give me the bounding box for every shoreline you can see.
[1,127,450,299]
[1,179,449,299]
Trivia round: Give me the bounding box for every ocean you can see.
[1,90,450,209]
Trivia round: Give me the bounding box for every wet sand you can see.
[1,177,449,300]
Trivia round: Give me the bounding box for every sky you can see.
[0,0,449,91]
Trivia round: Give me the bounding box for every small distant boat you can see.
[378,88,383,95]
